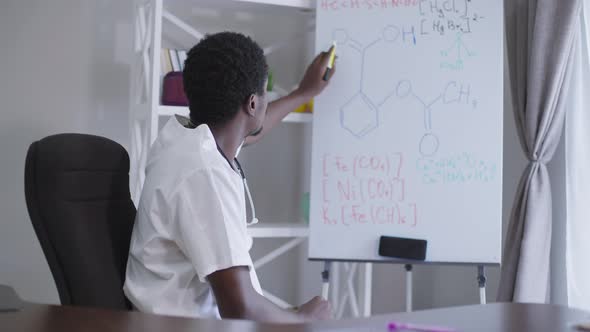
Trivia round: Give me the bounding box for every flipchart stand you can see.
[321,263,488,317]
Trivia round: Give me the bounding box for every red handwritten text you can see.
[320,0,420,11]
[320,153,418,228]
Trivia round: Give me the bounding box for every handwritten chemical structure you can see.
[320,153,419,228]
[334,27,477,156]
[394,80,473,156]
[319,0,420,11]
[440,32,475,70]
[416,152,497,184]
[319,0,486,39]
[418,0,485,36]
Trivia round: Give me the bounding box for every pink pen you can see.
[388,321,457,332]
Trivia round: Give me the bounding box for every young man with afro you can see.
[124,32,336,322]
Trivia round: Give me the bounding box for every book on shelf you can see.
[161,48,188,75]
[177,50,187,70]
[169,48,181,72]
[160,48,189,107]
[161,49,173,75]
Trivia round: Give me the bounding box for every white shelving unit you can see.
[130,0,316,200]
[130,0,315,310]
[233,0,313,8]
[158,105,312,123]
[248,222,309,238]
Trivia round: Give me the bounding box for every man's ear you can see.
[245,94,257,117]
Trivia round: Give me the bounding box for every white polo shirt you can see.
[124,117,262,319]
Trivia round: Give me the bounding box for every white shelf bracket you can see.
[162,10,203,41]
[138,4,153,104]
[362,263,372,317]
[271,84,290,97]
[263,290,293,309]
[253,237,306,270]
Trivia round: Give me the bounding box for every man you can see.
[124,32,335,322]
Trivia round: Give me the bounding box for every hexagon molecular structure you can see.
[340,93,379,138]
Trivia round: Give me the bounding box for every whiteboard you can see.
[309,0,503,264]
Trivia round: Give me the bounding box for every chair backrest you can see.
[25,134,136,310]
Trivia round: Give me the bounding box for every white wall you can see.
[0,0,133,303]
[0,0,540,314]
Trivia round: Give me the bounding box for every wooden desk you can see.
[1,302,589,331]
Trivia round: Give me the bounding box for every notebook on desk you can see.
[0,285,24,312]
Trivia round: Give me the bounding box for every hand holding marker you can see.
[322,41,337,81]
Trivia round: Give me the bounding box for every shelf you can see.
[247,222,309,238]
[165,0,314,16]
[232,0,313,9]
[158,105,312,123]
[283,112,313,123]
[159,105,189,117]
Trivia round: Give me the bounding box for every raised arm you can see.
[244,46,336,146]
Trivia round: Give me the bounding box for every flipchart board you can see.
[309,0,503,264]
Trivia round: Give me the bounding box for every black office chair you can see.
[24,134,136,310]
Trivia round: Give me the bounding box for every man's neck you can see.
[209,122,245,162]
